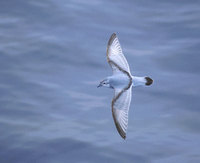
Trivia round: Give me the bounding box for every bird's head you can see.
[97,78,111,88]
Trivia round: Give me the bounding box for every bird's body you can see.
[104,75,151,89]
[107,74,130,89]
[98,33,153,139]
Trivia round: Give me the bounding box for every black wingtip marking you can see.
[116,123,126,139]
[108,33,117,46]
[112,107,127,140]
[145,77,153,86]
[122,135,126,140]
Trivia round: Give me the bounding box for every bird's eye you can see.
[103,82,106,84]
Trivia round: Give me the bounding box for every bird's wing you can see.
[107,33,130,74]
[112,86,132,139]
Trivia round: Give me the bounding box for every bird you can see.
[98,33,153,139]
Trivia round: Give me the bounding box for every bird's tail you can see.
[132,76,153,87]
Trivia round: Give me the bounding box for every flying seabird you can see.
[98,33,153,139]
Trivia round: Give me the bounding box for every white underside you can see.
[131,76,146,87]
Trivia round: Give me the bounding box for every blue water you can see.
[0,0,200,162]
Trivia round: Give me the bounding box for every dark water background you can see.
[0,0,200,162]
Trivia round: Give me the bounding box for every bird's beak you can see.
[97,83,102,88]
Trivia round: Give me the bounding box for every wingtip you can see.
[120,132,126,140]
[122,135,126,140]
[108,33,117,46]
[115,122,127,140]
[112,102,128,140]
[111,32,117,37]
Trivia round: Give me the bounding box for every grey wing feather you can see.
[112,86,132,139]
[107,33,131,74]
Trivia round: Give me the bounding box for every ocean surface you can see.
[0,0,200,162]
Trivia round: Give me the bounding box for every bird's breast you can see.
[109,74,130,88]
